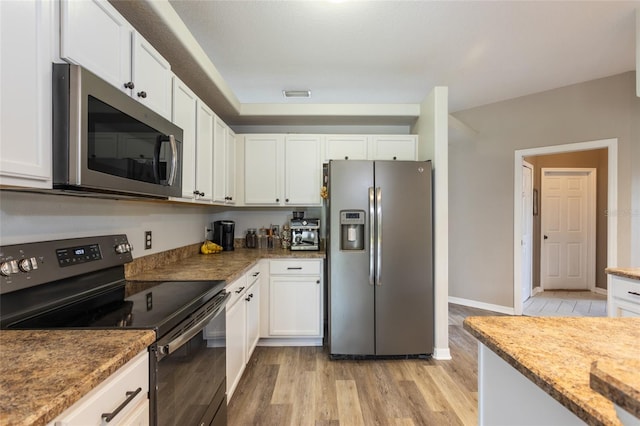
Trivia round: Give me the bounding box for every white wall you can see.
[0,191,212,258]
[449,72,639,309]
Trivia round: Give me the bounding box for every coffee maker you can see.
[212,220,235,251]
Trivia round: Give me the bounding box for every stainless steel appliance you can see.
[52,64,183,199]
[0,235,228,426]
[328,160,433,357]
[290,218,320,251]
[212,220,235,251]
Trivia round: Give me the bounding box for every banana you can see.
[200,240,223,254]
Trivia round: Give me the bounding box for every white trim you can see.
[540,167,597,291]
[513,138,618,316]
[449,296,515,315]
[593,287,608,296]
[521,160,534,302]
[257,337,323,347]
[433,347,452,360]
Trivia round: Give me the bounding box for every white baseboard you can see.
[258,337,323,347]
[592,287,608,296]
[433,347,452,360]
[449,296,515,315]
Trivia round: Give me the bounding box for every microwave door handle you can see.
[167,134,178,186]
[153,136,163,184]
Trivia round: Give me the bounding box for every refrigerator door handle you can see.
[369,186,375,286]
[376,186,382,286]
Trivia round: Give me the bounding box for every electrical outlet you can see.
[204,226,210,241]
[145,231,152,250]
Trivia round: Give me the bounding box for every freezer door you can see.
[374,161,433,355]
[328,160,375,355]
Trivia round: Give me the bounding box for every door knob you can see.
[544,235,548,240]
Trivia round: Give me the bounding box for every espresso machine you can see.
[290,218,320,251]
[212,220,235,251]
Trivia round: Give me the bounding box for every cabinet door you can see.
[60,0,132,92]
[269,276,321,336]
[0,0,52,188]
[325,135,369,160]
[171,76,197,199]
[244,135,284,205]
[245,279,260,361]
[212,116,227,203]
[195,101,214,202]
[131,33,172,119]
[226,296,246,399]
[370,135,418,160]
[226,129,237,204]
[285,135,322,206]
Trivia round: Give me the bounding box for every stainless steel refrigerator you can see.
[328,160,433,356]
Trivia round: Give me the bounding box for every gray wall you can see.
[449,72,639,308]
[525,149,608,290]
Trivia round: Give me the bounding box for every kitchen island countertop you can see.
[605,267,640,281]
[0,329,155,426]
[463,316,640,426]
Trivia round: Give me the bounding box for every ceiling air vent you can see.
[283,90,311,98]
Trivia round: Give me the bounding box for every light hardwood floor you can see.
[227,304,500,426]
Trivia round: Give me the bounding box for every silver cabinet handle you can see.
[376,186,382,286]
[102,387,142,422]
[369,187,375,286]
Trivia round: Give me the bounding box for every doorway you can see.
[513,139,618,315]
[540,168,596,291]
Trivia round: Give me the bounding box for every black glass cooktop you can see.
[7,280,226,337]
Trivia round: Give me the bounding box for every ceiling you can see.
[113,1,638,127]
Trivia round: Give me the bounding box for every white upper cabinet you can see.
[324,135,368,161]
[195,101,215,202]
[212,116,236,204]
[171,75,197,199]
[60,0,172,118]
[370,135,418,160]
[244,134,322,206]
[60,0,132,93]
[131,33,172,119]
[285,135,322,206]
[244,135,284,205]
[0,0,53,188]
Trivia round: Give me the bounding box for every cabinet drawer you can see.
[270,260,321,275]
[51,350,149,426]
[611,276,640,303]
[226,275,248,307]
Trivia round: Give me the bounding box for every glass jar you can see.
[245,229,257,248]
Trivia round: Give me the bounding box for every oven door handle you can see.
[158,292,230,357]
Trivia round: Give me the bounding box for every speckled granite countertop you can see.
[127,247,325,285]
[0,329,155,426]
[591,359,640,421]
[463,316,640,426]
[606,267,640,281]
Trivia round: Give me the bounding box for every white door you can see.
[521,162,533,301]
[540,169,595,290]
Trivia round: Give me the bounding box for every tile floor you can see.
[523,290,607,317]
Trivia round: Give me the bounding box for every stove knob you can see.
[18,259,32,272]
[302,220,308,226]
[115,244,126,254]
[0,262,11,276]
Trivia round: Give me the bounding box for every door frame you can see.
[539,167,597,292]
[513,138,618,315]
[521,161,534,302]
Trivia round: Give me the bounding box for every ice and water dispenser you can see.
[340,210,365,250]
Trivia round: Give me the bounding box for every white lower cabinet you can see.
[608,275,640,317]
[268,260,323,339]
[220,263,262,400]
[49,350,149,426]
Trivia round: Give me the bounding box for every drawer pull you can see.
[253,272,260,277]
[235,286,245,294]
[628,291,640,297]
[287,267,303,270]
[102,387,142,422]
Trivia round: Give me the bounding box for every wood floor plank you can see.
[425,365,477,426]
[336,379,365,426]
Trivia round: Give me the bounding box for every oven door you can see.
[152,291,229,426]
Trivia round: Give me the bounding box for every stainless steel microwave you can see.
[52,64,182,199]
